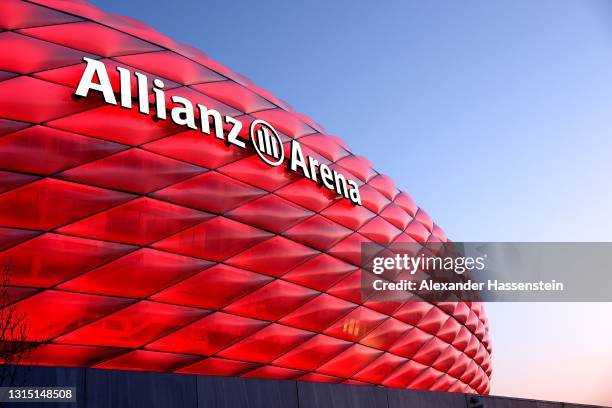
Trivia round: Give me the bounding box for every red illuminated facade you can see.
[0,0,491,394]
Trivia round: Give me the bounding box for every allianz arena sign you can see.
[75,57,363,206]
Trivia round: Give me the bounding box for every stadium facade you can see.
[0,0,491,395]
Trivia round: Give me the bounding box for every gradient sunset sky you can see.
[92,1,612,405]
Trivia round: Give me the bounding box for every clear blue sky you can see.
[93,1,612,405]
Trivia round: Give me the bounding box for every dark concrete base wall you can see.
[0,366,601,408]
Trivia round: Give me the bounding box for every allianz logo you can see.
[74,57,362,206]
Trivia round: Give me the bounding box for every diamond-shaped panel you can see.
[0,32,95,74]
[59,148,205,194]
[152,171,266,214]
[58,197,211,245]
[20,21,162,57]
[1,233,133,287]
[58,248,213,298]
[0,125,127,175]
[55,301,208,348]
[0,178,133,230]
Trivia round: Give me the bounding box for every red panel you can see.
[225,236,319,277]
[408,367,443,390]
[60,148,205,194]
[452,326,472,351]
[417,307,451,335]
[432,224,448,242]
[369,174,399,200]
[272,334,351,371]
[415,208,434,231]
[0,32,95,74]
[327,233,373,266]
[0,178,133,230]
[362,296,404,316]
[152,216,273,261]
[404,220,431,242]
[0,119,30,136]
[217,324,313,363]
[244,84,291,112]
[47,105,184,146]
[153,171,266,214]
[360,318,412,351]
[0,227,40,251]
[17,344,123,367]
[58,248,212,298]
[284,215,352,251]
[252,109,315,138]
[21,21,161,57]
[218,155,299,192]
[226,195,313,234]
[393,302,433,326]
[326,270,367,304]
[142,130,251,169]
[192,81,275,113]
[430,373,456,392]
[0,126,126,175]
[459,361,478,384]
[358,216,402,244]
[474,344,488,367]
[299,134,350,162]
[0,76,102,123]
[323,306,388,342]
[353,352,406,384]
[466,311,481,333]
[55,301,208,348]
[275,178,339,212]
[146,312,268,355]
[464,335,481,359]
[224,280,318,321]
[94,350,201,372]
[453,302,471,325]
[389,328,434,359]
[320,199,375,230]
[412,337,448,366]
[0,0,81,30]
[1,233,133,287]
[336,156,376,182]
[316,344,383,378]
[282,254,355,292]
[58,197,210,245]
[359,184,391,214]
[3,286,39,304]
[0,171,39,193]
[394,192,418,217]
[379,203,412,231]
[151,264,273,309]
[10,290,133,341]
[115,51,225,85]
[432,345,462,373]
[278,294,356,332]
[0,71,18,82]
[383,360,429,388]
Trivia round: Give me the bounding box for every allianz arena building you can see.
[0,0,491,396]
